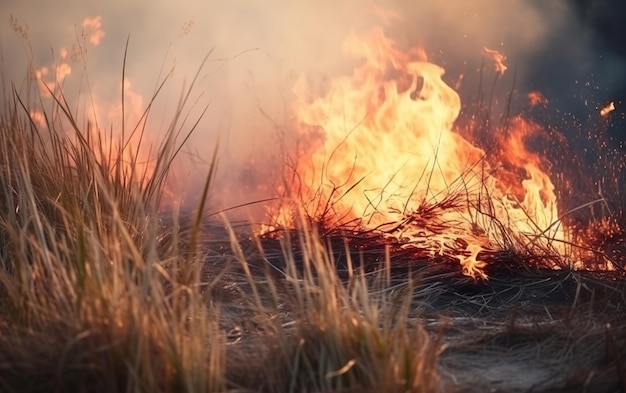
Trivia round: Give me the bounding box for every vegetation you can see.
[0,41,623,393]
[0,52,448,391]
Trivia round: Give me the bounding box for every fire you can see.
[30,17,156,189]
[483,47,508,76]
[272,29,572,278]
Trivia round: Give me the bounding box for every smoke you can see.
[1,0,623,219]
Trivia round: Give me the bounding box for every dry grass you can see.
[0,57,227,392]
[250,218,441,393]
[0,54,444,392]
[0,37,624,393]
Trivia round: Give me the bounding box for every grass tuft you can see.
[0,53,226,392]
[259,217,441,393]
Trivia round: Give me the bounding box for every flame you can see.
[34,16,104,97]
[483,47,508,76]
[30,17,157,189]
[273,29,570,278]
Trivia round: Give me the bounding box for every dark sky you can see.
[527,0,626,136]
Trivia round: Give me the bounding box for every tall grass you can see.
[0,56,228,391]
[0,53,441,392]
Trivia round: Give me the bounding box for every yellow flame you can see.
[273,30,568,278]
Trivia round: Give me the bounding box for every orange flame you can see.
[31,16,157,189]
[272,29,570,278]
[483,47,508,76]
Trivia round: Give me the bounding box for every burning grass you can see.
[279,28,626,283]
[0,35,625,393]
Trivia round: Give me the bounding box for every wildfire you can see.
[18,14,617,277]
[271,28,574,278]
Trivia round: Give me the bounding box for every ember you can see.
[600,101,616,117]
